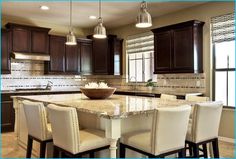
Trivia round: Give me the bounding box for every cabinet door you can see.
[80,42,93,74]
[48,36,65,73]
[65,45,79,74]
[12,27,30,52]
[92,39,108,74]
[172,26,193,71]
[31,30,49,54]
[154,31,172,73]
[1,101,15,132]
[114,39,123,75]
[1,30,11,74]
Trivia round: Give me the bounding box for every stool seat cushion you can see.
[79,129,110,153]
[120,130,151,153]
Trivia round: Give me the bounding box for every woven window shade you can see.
[126,32,154,54]
[211,13,235,43]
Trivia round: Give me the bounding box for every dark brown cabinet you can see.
[46,36,93,75]
[152,20,204,74]
[1,29,11,74]
[79,39,93,75]
[1,94,15,132]
[87,36,109,74]
[65,45,79,73]
[87,35,123,75]
[6,23,50,54]
[108,35,123,75]
[46,35,66,73]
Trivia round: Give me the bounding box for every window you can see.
[212,13,235,107]
[126,32,155,82]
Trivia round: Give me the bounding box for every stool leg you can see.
[178,149,186,158]
[203,143,208,158]
[26,135,33,158]
[119,143,126,158]
[192,143,200,158]
[89,152,95,158]
[53,145,59,158]
[40,141,47,158]
[212,138,220,158]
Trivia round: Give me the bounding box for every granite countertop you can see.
[2,88,203,97]
[14,93,198,119]
[1,89,81,94]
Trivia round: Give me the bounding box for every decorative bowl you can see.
[80,87,116,99]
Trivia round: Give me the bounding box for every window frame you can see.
[212,42,235,109]
[127,51,155,83]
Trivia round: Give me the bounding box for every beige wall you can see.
[108,2,235,139]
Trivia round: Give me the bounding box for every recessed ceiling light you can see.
[89,15,97,20]
[40,5,50,10]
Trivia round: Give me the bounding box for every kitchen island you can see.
[13,93,196,158]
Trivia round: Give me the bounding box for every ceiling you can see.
[2,1,206,29]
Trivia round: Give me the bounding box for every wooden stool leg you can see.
[40,141,47,158]
[119,143,126,158]
[178,149,186,158]
[89,152,95,158]
[26,135,33,158]
[192,143,200,158]
[212,138,220,158]
[53,145,60,158]
[202,143,208,158]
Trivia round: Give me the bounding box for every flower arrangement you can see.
[85,82,109,88]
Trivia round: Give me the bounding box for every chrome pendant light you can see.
[136,1,152,28]
[66,0,77,45]
[93,0,106,39]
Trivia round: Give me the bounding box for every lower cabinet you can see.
[1,95,15,132]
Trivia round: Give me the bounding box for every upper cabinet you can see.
[6,23,50,54]
[152,20,204,74]
[45,35,66,74]
[78,39,93,75]
[108,35,123,75]
[87,35,123,75]
[45,36,93,75]
[1,29,11,74]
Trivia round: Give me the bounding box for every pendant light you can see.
[66,0,77,45]
[93,0,106,39]
[136,1,152,28]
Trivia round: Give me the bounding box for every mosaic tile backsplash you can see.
[1,60,206,94]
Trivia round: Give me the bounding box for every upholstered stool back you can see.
[47,104,80,154]
[22,100,51,141]
[151,105,191,155]
[160,94,177,101]
[186,95,210,102]
[189,102,223,143]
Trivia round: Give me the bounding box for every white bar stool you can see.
[185,101,223,158]
[160,94,177,101]
[120,105,191,158]
[47,104,110,158]
[22,100,53,158]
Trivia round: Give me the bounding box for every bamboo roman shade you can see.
[211,13,235,43]
[126,32,154,54]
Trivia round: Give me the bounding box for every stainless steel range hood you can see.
[11,52,50,61]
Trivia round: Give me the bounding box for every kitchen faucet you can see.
[46,81,53,90]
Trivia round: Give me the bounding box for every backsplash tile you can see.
[1,60,206,95]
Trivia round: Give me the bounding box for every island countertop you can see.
[13,93,197,119]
